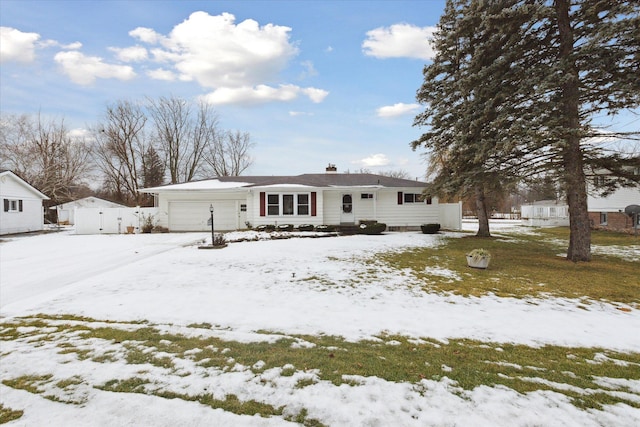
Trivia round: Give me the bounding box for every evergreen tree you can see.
[412,0,538,237]
[413,0,639,260]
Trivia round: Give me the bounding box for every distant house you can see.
[587,170,640,232]
[521,200,570,227]
[52,196,127,225]
[139,165,462,232]
[0,170,49,235]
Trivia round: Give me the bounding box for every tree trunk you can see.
[475,184,491,237]
[555,0,591,262]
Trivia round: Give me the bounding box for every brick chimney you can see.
[325,163,337,173]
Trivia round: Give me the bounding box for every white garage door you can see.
[169,201,238,231]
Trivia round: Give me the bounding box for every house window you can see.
[593,176,607,186]
[426,196,432,205]
[267,194,279,215]
[266,193,311,216]
[240,204,247,212]
[361,193,373,199]
[403,193,424,203]
[600,212,607,225]
[3,199,23,212]
[297,194,309,215]
[283,194,294,215]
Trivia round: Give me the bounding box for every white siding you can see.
[322,192,341,225]
[374,189,440,228]
[588,186,640,212]
[0,173,46,235]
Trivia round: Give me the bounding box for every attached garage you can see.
[168,200,239,231]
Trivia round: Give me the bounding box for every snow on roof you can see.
[140,179,252,192]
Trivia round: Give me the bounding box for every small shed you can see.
[52,196,127,225]
[0,170,49,235]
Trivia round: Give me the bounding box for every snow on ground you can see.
[1,224,639,426]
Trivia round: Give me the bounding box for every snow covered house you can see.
[140,166,461,232]
[52,196,127,225]
[0,170,49,235]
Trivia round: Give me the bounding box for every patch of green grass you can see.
[0,403,24,424]
[378,228,640,303]
[187,322,212,329]
[98,377,151,393]
[3,310,640,417]
[2,374,87,405]
[2,374,53,395]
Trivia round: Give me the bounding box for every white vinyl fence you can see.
[74,207,159,235]
[438,202,463,230]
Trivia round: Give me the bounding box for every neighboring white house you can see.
[52,196,127,225]
[587,175,640,232]
[521,200,570,227]
[0,170,49,235]
[139,167,462,232]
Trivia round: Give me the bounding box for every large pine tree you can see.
[413,0,639,259]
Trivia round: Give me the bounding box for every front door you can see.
[340,194,354,224]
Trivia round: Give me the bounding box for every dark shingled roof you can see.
[214,173,427,188]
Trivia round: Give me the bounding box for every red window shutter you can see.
[397,192,403,205]
[311,192,317,216]
[259,192,266,216]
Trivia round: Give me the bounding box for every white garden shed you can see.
[52,196,127,225]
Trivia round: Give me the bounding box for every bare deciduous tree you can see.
[205,130,254,177]
[92,100,148,205]
[148,96,220,183]
[0,112,92,203]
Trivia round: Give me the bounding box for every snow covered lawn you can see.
[1,228,639,426]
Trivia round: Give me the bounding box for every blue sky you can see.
[1,0,637,181]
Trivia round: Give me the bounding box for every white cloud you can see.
[360,154,390,168]
[302,87,329,103]
[38,39,82,50]
[377,102,420,118]
[362,23,436,60]
[147,68,177,81]
[53,51,136,85]
[150,11,299,89]
[68,128,91,141]
[0,27,40,63]
[289,111,314,117]
[125,11,327,105]
[109,45,148,62]
[299,60,317,79]
[201,84,327,106]
[129,27,162,44]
